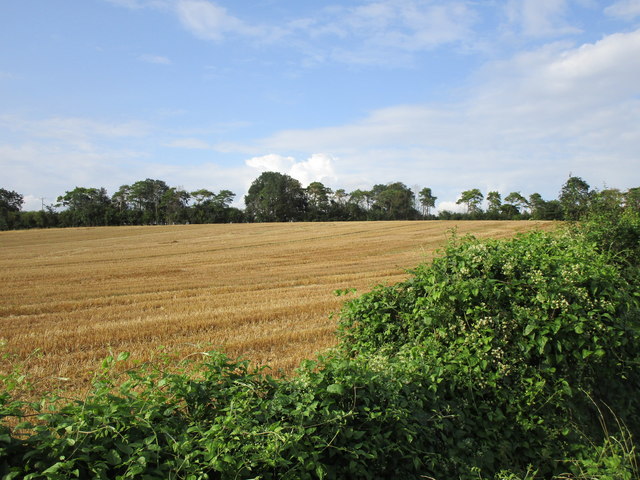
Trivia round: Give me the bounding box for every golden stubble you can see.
[0,221,555,395]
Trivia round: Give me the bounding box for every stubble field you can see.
[0,220,554,395]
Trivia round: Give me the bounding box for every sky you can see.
[1,0,639,212]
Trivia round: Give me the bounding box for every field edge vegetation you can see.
[1,209,640,479]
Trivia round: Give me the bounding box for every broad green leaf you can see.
[326,383,345,395]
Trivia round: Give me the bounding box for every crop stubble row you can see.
[0,221,553,395]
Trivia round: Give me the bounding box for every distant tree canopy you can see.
[0,188,24,230]
[57,187,112,227]
[418,187,437,217]
[370,182,419,220]
[244,171,307,222]
[559,175,592,221]
[456,188,484,214]
[2,172,638,230]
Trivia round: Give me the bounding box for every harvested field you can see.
[0,221,555,395]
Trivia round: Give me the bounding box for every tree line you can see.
[1,172,639,230]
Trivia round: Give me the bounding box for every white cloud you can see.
[290,153,337,187]
[175,0,279,42]
[297,0,478,66]
[168,0,478,66]
[604,0,640,19]
[176,0,241,41]
[245,153,337,187]
[338,0,476,50]
[246,154,295,172]
[505,0,581,37]
[138,54,172,65]
[246,29,640,202]
[436,201,466,213]
[0,115,150,155]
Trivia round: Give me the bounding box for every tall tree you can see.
[457,189,484,214]
[190,189,236,223]
[57,187,112,227]
[625,187,640,212]
[244,172,307,222]
[590,188,625,217]
[191,189,216,206]
[0,188,24,230]
[486,191,502,214]
[0,188,24,212]
[504,192,529,214]
[129,179,170,224]
[305,181,333,220]
[371,182,417,220]
[161,188,190,224]
[418,187,437,217]
[559,175,591,221]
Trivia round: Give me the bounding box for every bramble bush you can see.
[1,213,639,479]
[337,225,640,477]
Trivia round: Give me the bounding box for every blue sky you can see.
[1,0,639,212]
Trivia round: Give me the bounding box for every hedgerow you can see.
[1,214,639,479]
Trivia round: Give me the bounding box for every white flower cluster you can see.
[550,296,570,310]
[502,260,516,276]
[560,264,583,284]
[529,269,545,286]
[465,243,489,266]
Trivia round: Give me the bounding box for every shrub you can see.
[338,228,640,477]
[2,219,640,479]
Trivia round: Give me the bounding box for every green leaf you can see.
[524,323,536,336]
[105,450,122,466]
[326,383,345,395]
[117,351,131,362]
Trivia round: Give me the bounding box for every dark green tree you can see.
[504,192,529,214]
[418,187,437,217]
[559,175,591,221]
[190,189,236,223]
[129,179,170,224]
[244,172,307,222]
[161,188,190,224]
[590,188,625,217]
[0,188,24,230]
[305,181,333,221]
[371,183,418,220]
[348,189,373,212]
[486,191,502,217]
[625,187,640,212]
[57,187,113,227]
[456,188,484,214]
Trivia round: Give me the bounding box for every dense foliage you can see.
[1,213,639,479]
[3,174,638,229]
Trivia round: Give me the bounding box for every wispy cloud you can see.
[319,1,477,50]
[0,114,150,154]
[244,29,640,199]
[138,54,172,65]
[604,0,640,19]
[302,0,478,66]
[113,0,480,66]
[175,0,283,42]
[505,0,582,37]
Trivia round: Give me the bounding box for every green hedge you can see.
[2,216,639,479]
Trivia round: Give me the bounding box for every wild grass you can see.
[0,220,554,396]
